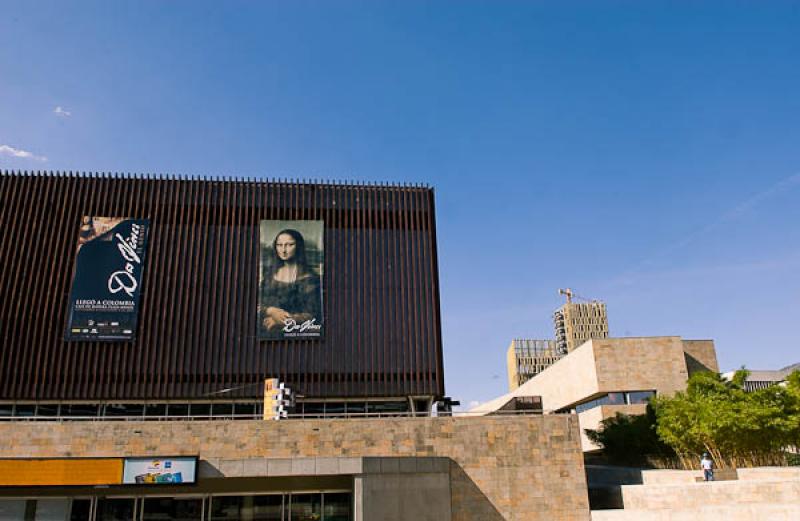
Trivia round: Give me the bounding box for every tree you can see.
[584,405,675,467]
[653,369,800,468]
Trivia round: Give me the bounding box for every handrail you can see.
[0,409,560,422]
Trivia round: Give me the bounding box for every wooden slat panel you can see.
[0,172,444,401]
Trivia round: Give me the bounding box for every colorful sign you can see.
[64,216,150,341]
[122,457,197,485]
[258,220,324,340]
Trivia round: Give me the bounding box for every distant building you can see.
[721,363,800,392]
[478,336,719,451]
[506,339,560,391]
[554,300,609,355]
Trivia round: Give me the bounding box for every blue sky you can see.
[1,1,798,407]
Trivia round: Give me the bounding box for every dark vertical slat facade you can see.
[0,172,444,401]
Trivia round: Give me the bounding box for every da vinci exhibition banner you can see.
[64,216,150,341]
[258,220,324,340]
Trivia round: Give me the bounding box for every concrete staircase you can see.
[591,467,800,521]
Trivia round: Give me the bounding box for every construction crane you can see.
[558,288,596,303]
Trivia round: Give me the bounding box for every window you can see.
[289,494,321,521]
[189,404,211,417]
[209,495,282,521]
[61,404,100,417]
[69,499,92,521]
[105,404,144,417]
[96,498,135,521]
[14,404,36,417]
[0,499,25,520]
[322,493,351,521]
[167,404,189,418]
[34,498,70,520]
[142,497,203,521]
[626,391,656,404]
[573,391,656,413]
[145,404,168,417]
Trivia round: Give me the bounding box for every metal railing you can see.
[0,409,555,422]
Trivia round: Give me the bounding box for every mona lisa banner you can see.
[258,220,324,340]
[64,217,150,341]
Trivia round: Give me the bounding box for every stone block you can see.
[315,458,339,475]
[242,458,267,476]
[291,458,316,475]
[266,458,292,476]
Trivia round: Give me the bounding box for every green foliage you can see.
[585,405,675,467]
[652,370,800,469]
[585,370,800,469]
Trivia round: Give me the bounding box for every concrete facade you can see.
[474,337,718,451]
[0,415,590,521]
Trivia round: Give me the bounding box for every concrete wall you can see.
[681,340,719,375]
[0,415,589,521]
[356,458,452,521]
[477,337,717,416]
[592,338,688,397]
[478,340,600,413]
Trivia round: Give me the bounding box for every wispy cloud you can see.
[604,172,800,288]
[0,144,48,162]
[54,106,72,117]
[642,172,800,265]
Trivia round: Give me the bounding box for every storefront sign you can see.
[122,457,197,485]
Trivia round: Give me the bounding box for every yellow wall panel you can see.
[0,458,123,486]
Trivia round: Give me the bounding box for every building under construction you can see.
[506,339,560,391]
[506,290,609,390]
[553,293,609,355]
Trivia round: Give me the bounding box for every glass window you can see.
[105,404,144,417]
[234,404,257,418]
[323,493,351,521]
[167,404,190,418]
[345,403,366,416]
[325,403,345,417]
[189,404,211,417]
[607,393,625,405]
[0,499,26,520]
[69,499,92,521]
[14,404,36,417]
[303,403,325,418]
[212,404,233,417]
[37,404,59,416]
[34,499,70,520]
[367,402,408,416]
[210,495,282,521]
[0,404,13,416]
[96,498,136,521]
[626,391,656,404]
[145,404,168,417]
[289,494,321,521]
[61,404,100,417]
[142,497,203,521]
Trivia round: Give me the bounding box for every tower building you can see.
[554,293,608,355]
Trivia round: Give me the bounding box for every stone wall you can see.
[681,339,719,375]
[593,337,689,397]
[0,415,589,521]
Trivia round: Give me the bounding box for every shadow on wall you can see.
[449,461,505,521]
[684,353,713,375]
